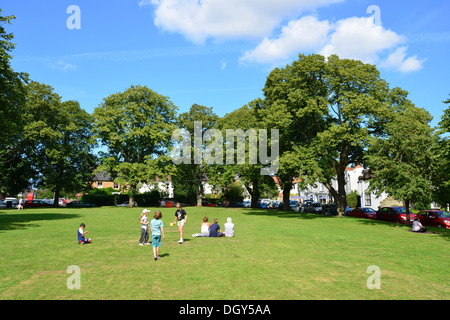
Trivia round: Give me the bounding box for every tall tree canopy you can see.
[365,100,434,224]
[92,85,178,206]
[430,97,450,208]
[172,103,219,206]
[217,99,278,208]
[0,10,30,194]
[23,81,96,205]
[262,54,397,215]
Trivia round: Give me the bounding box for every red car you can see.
[417,210,450,229]
[195,202,216,207]
[376,206,416,224]
[348,207,377,219]
[23,200,53,208]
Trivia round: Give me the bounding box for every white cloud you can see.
[240,16,331,65]
[140,1,424,73]
[51,59,78,72]
[380,46,424,73]
[138,0,153,7]
[319,17,404,64]
[242,15,424,73]
[143,0,343,43]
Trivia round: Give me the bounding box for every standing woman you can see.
[173,203,187,244]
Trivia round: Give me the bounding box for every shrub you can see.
[346,190,359,208]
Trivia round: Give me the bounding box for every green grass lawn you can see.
[0,206,448,300]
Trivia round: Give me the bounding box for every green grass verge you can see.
[0,206,448,300]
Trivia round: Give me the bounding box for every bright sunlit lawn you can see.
[0,206,448,300]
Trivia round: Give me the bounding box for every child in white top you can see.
[139,209,150,245]
[192,217,211,237]
[224,217,234,237]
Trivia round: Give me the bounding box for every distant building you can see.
[139,176,174,198]
[91,171,121,191]
[277,165,389,210]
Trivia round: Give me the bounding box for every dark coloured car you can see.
[322,204,338,216]
[228,202,244,207]
[23,200,53,208]
[376,206,416,224]
[417,210,450,229]
[349,207,377,219]
[303,202,322,213]
[67,200,96,208]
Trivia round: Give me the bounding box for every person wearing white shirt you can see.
[224,217,234,237]
[412,217,427,233]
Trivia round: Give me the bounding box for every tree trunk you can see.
[282,182,292,210]
[324,179,346,217]
[405,199,411,226]
[129,195,135,208]
[336,164,348,217]
[53,187,61,208]
[129,185,137,208]
[196,178,203,207]
[245,180,260,208]
[196,189,202,207]
[194,165,202,207]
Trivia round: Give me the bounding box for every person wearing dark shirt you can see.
[208,219,225,237]
[173,203,188,243]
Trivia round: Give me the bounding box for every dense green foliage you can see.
[1,9,449,211]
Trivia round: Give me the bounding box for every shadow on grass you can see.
[347,216,450,241]
[0,211,80,232]
[240,208,450,240]
[240,208,331,220]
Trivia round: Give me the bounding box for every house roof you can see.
[93,171,113,182]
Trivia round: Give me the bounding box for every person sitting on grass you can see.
[192,216,211,237]
[208,218,225,237]
[77,223,92,244]
[412,217,427,233]
[224,217,234,237]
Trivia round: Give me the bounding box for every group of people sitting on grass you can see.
[192,216,234,238]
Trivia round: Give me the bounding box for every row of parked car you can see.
[0,198,96,208]
[348,206,450,229]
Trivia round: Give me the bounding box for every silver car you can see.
[303,202,322,213]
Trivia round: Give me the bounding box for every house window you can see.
[114,183,119,189]
[365,192,372,206]
[97,182,103,189]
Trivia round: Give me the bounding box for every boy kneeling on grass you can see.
[77,223,92,244]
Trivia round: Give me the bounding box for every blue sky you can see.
[2,0,449,127]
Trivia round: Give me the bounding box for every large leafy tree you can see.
[262,54,392,215]
[172,104,219,206]
[92,85,178,207]
[430,97,450,209]
[23,82,96,205]
[0,10,30,194]
[217,99,278,208]
[365,101,434,224]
